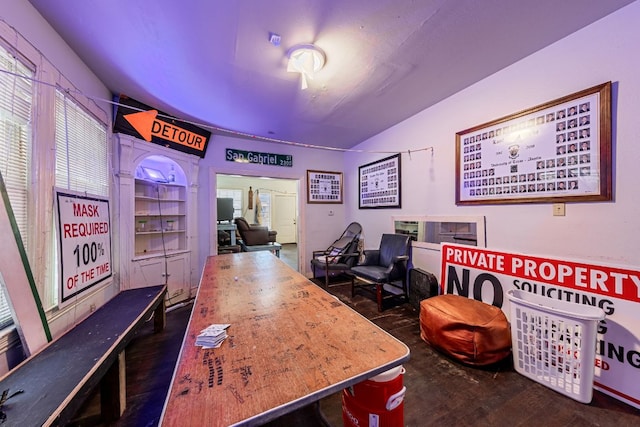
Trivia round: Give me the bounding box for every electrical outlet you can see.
[553,203,565,216]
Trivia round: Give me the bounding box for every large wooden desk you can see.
[160,252,410,426]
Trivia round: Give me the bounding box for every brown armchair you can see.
[234,217,277,246]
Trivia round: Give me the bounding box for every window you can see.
[257,190,271,229]
[49,90,108,307]
[216,188,243,219]
[55,90,109,196]
[0,44,32,248]
[0,44,33,329]
[393,215,486,250]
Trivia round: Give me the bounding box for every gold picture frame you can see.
[456,82,612,205]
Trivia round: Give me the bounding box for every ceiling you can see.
[29,0,634,149]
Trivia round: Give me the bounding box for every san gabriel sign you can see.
[225,148,293,167]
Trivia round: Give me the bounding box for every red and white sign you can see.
[440,243,640,409]
[56,190,112,303]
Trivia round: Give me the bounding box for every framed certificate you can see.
[456,82,611,205]
[358,153,401,209]
[307,170,343,204]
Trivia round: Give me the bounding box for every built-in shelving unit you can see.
[117,133,199,305]
[134,179,187,259]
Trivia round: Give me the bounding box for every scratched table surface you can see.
[160,252,410,426]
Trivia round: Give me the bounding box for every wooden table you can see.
[160,252,410,426]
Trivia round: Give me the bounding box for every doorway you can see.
[216,174,299,270]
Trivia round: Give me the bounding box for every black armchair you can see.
[350,233,412,312]
[310,222,362,288]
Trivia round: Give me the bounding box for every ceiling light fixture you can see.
[287,44,325,90]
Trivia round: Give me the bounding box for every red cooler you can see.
[342,365,406,427]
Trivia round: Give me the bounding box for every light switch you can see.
[553,203,565,216]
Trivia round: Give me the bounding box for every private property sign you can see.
[440,243,640,409]
[113,95,211,157]
[56,190,112,303]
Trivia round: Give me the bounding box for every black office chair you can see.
[350,233,412,312]
[310,222,362,288]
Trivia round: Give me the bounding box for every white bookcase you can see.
[134,180,187,256]
[116,133,199,305]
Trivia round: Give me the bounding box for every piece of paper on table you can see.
[196,323,231,348]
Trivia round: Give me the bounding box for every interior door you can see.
[273,194,297,243]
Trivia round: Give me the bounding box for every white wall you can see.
[345,2,640,279]
[2,0,111,112]
[198,134,347,277]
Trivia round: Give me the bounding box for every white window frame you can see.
[0,42,34,330]
[216,188,243,220]
[256,190,271,229]
[0,21,110,323]
[48,90,109,307]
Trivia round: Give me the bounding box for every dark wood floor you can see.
[73,249,639,426]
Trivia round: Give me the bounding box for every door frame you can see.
[211,170,304,270]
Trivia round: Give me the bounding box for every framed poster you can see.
[307,170,343,204]
[456,82,612,205]
[359,153,401,209]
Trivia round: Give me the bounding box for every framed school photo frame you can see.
[455,82,612,205]
[358,153,402,209]
[307,170,343,204]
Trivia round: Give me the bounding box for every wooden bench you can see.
[0,285,166,426]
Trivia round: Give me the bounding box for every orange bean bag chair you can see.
[420,294,511,366]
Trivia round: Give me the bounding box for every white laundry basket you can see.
[507,289,605,403]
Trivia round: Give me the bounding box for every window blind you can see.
[50,90,108,306]
[55,90,109,196]
[0,45,33,330]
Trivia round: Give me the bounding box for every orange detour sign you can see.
[124,110,206,150]
[114,95,211,158]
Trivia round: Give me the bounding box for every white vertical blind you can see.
[0,44,33,329]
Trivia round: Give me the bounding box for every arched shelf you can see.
[133,155,188,258]
[116,134,199,306]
